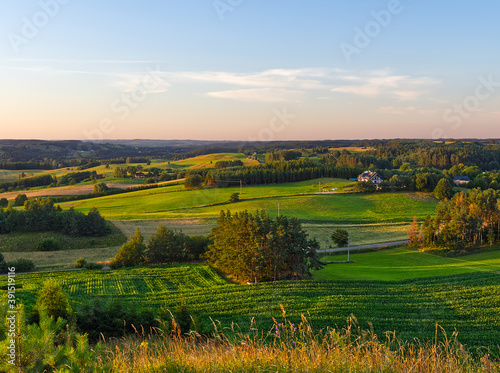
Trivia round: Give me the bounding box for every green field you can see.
[315,247,500,281]
[4,248,500,350]
[62,179,438,223]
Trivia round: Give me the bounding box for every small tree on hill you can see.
[0,198,8,208]
[93,182,109,194]
[228,193,240,203]
[407,216,421,246]
[113,229,146,267]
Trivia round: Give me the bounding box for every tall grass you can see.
[103,309,498,373]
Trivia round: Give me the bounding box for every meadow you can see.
[62,179,438,223]
[4,248,500,351]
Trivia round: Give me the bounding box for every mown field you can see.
[4,248,500,350]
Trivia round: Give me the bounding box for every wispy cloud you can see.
[331,70,439,101]
[173,68,331,90]
[206,88,304,103]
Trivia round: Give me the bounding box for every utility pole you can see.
[278,202,280,217]
[347,237,350,263]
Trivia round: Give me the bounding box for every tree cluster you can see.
[265,150,302,163]
[214,160,244,168]
[206,210,321,283]
[0,174,55,193]
[409,188,500,252]
[0,198,110,237]
[112,226,209,268]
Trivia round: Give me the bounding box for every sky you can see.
[0,0,499,141]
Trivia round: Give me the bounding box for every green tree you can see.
[93,182,109,194]
[112,228,146,267]
[36,279,72,321]
[331,229,349,247]
[14,194,28,206]
[0,198,7,207]
[184,174,203,189]
[434,178,453,200]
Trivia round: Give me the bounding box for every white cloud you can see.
[331,70,439,101]
[206,88,304,103]
[173,68,330,90]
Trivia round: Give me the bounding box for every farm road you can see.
[317,240,409,253]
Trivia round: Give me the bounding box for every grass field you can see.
[0,223,126,253]
[62,179,438,223]
[314,247,500,281]
[5,248,500,350]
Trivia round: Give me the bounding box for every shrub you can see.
[8,258,35,273]
[75,257,87,268]
[93,182,109,194]
[38,238,60,252]
[84,262,102,270]
[228,192,240,203]
[0,198,8,207]
[14,194,28,206]
[184,174,203,189]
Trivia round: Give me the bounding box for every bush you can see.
[228,192,240,203]
[184,174,203,189]
[14,194,28,206]
[8,258,35,273]
[93,182,109,194]
[75,257,87,268]
[84,262,102,270]
[38,238,60,252]
[0,198,8,207]
[354,181,376,193]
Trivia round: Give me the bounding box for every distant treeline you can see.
[0,198,109,237]
[324,141,500,171]
[0,174,55,192]
[197,159,362,186]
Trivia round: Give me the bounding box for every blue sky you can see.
[0,0,499,140]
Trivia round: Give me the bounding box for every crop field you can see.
[4,257,500,350]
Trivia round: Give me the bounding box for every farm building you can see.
[357,171,384,185]
[453,176,470,185]
[134,172,146,179]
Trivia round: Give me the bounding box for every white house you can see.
[357,170,384,185]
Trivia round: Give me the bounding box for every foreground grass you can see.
[105,318,499,373]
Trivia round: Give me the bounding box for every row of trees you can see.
[408,188,500,251]
[0,198,110,237]
[206,210,321,283]
[0,174,55,193]
[112,226,209,267]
